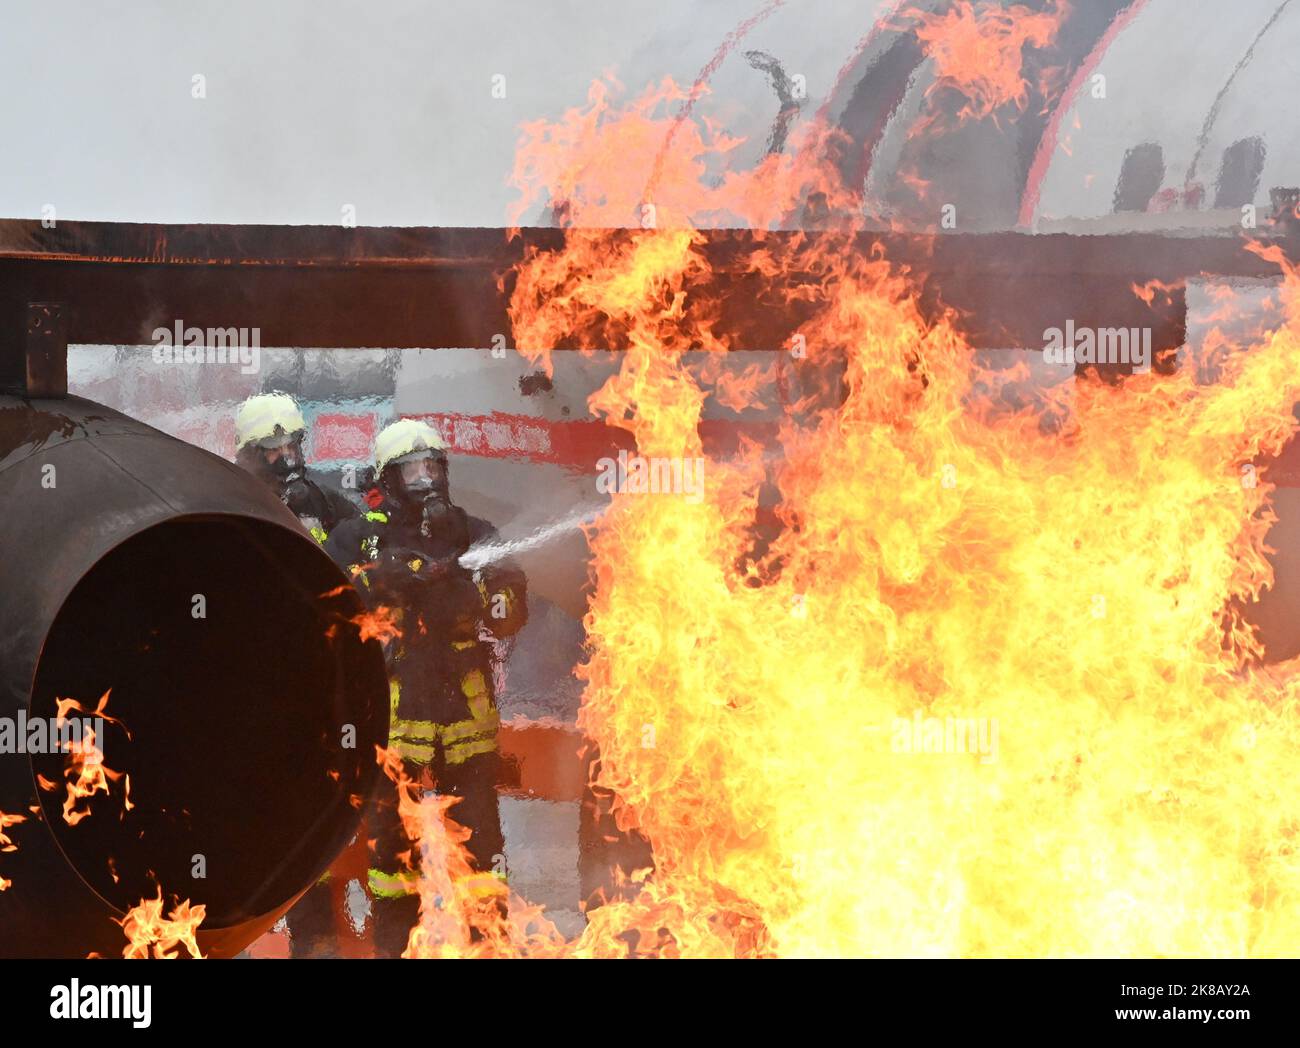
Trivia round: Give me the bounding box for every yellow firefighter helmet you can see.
[235,392,306,450]
[374,418,447,474]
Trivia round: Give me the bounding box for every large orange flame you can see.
[493,71,1300,957]
[374,746,565,958]
[509,75,855,233]
[903,0,1068,129]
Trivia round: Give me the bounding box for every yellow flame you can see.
[117,889,206,960]
[375,747,565,958]
[56,690,129,827]
[498,74,1300,957]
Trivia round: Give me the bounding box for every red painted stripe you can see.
[312,412,377,461]
[404,412,782,469]
[173,405,1300,492]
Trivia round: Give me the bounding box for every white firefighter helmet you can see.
[374,418,447,474]
[235,392,306,450]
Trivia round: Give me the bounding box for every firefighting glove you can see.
[376,546,459,581]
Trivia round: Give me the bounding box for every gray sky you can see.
[7,1,1290,230]
[0,0,891,226]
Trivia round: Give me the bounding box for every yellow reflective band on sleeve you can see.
[442,708,499,744]
[388,677,439,762]
[310,525,328,545]
[391,718,437,741]
[444,734,498,766]
[455,871,508,898]
[443,690,500,765]
[391,738,437,764]
[368,867,418,899]
[365,511,389,523]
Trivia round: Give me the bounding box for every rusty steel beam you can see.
[1,219,1295,374]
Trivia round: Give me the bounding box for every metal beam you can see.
[1,220,1294,372]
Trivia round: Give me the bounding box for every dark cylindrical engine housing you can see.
[0,395,389,958]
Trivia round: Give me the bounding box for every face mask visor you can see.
[255,431,305,480]
[393,450,448,499]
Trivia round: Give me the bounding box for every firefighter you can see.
[324,418,527,956]
[235,391,361,957]
[234,392,357,544]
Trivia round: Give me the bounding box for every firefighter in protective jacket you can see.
[324,419,526,954]
[235,392,361,955]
